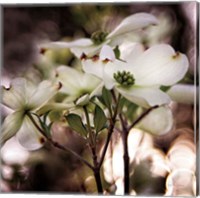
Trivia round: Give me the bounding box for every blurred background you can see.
[1,2,198,195]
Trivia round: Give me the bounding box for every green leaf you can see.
[102,87,112,108]
[118,97,127,113]
[94,105,107,133]
[97,96,106,106]
[65,114,87,137]
[31,112,52,138]
[126,102,138,121]
[43,111,51,123]
[113,45,120,59]
[160,85,171,92]
[49,111,63,122]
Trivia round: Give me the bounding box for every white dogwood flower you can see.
[82,43,189,108]
[41,13,158,58]
[54,66,102,106]
[1,78,62,150]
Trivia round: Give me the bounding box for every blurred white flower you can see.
[165,169,196,196]
[54,65,102,106]
[136,106,174,135]
[82,43,189,108]
[123,12,175,47]
[1,78,61,150]
[1,137,29,165]
[167,137,196,171]
[167,84,196,104]
[40,13,158,57]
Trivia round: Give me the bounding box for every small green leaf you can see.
[160,85,171,92]
[94,105,107,133]
[49,111,63,122]
[65,114,87,137]
[31,113,52,137]
[124,99,138,121]
[102,87,112,108]
[118,97,127,113]
[113,45,120,59]
[43,111,51,123]
[97,96,106,106]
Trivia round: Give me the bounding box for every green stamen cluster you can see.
[113,71,135,87]
[91,30,108,45]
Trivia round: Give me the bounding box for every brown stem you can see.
[119,105,160,194]
[83,105,104,194]
[94,168,103,193]
[98,94,121,168]
[119,113,130,194]
[90,145,103,194]
[98,119,115,168]
[48,138,94,170]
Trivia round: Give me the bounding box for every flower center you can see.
[91,30,108,45]
[113,71,135,87]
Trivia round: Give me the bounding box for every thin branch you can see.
[48,138,94,170]
[127,105,159,131]
[83,107,103,193]
[98,119,115,168]
[119,113,130,194]
[119,105,159,194]
[27,113,94,170]
[98,93,121,168]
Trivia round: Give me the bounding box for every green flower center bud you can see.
[113,71,135,87]
[91,30,108,45]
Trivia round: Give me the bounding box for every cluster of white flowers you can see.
[1,12,193,152]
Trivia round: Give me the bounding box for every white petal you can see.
[36,102,74,116]
[132,44,189,86]
[28,80,61,110]
[167,84,196,104]
[75,94,90,106]
[90,82,104,98]
[99,45,115,61]
[56,66,101,97]
[17,116,45,150]
[119,42,144,64]
[40,39,99,58]
[71,45,101,58]
[117,87,171,108]
[55,66,83,95]
[0,111,24,147]
[41,38,93,48]
[1,78,27,110]
[81,73,101,92]
[137,106,174,135]
[82,59,105,79]
[73,40,111,58]
[107,13,158,39]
